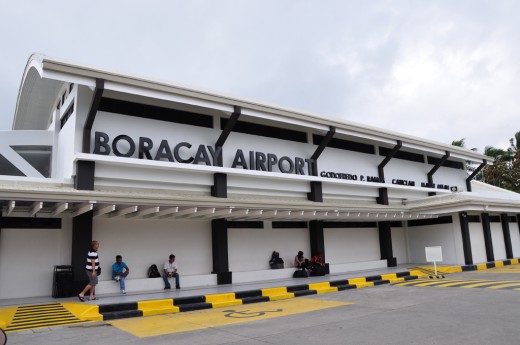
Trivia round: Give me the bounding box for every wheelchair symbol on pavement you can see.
[223,309,283,318]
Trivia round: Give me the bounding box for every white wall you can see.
[391,226,408,264]
[0,221,72,299]
[318,147,380,178]
[510,222,520,258]
[93,219,212,280]
[406,220,462,265]
[469,222,487,264]
[324,226,380,264]
[228,222,309,271]
[55,112,77,180]
[490,222,507,260]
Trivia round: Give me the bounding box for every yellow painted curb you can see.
[0,306,17,330]
[138,299,179,316]
[477,263,488,270]
[417,266,461,274]
[262,287,294,300]
[61,302,102,322]
[388,277,405,283]
[381,273,398,280]
[205,293,242,308]
[408,270,428,278]
[354,282,374,289]
[495,261,504,267]
[308,282,338,294]
[511,259,519,264]
[348,277,366,284]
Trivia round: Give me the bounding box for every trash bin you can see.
[52,265,73,298]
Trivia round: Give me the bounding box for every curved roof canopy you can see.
[14,54,492,164]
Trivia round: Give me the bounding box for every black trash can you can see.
[52,265,74,298]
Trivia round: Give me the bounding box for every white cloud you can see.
[0,0,519,154]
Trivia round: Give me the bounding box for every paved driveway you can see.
[5,266,520,345]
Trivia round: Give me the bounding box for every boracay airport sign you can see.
[93,131,451,190]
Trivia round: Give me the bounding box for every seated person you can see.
[112,255,130,294]
[310,251,327,276]
[163,254,180,289]
[269,251,284,269]
[294,250,310,270]
[310,252,325,267]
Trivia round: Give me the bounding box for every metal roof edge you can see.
[15,54,492,162]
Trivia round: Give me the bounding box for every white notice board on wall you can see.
[425,246,443,262]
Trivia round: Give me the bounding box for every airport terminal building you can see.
[1,54,519,300]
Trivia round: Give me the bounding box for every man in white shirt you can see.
[163,254,180,289]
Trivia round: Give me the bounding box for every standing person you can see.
[112,255,130,294]
[162,254,180,290]
[78,241,100,302]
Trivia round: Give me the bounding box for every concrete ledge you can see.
[232,268,296,284]
[328,260,387,274]
[96,274,218,294]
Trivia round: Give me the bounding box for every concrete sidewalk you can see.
[0,264,430,333]
[3,258,519,333]
[0,264,421,308]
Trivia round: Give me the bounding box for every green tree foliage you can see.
[451,138,478,176]
[463,131,520,193]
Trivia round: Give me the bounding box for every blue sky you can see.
[1,1,519,152]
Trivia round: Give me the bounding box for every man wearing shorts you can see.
[78,241,100,302]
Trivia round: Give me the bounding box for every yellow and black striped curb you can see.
[394,277,520,290]
[0,269,426,330]
[413,258,520,276]
[97,269,426,320]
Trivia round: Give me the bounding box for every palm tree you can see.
[484,146,510,161]
[508,131,520,157]
[451,138,478,176]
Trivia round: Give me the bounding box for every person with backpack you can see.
[163,254,180,289]
[294,250,310,270]
[269,251,284,269]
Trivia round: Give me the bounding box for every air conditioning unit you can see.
[450,186,464,192]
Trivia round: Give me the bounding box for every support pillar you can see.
[211,173,227,198]
[518,214,520,237]
[72,211,93,294]
[74,160,95,191]
[481,213,494,262]
[459,212,473,265]
[501,213,514,259]
[378,221,396,267]
[212,218,231,284]
[307,181,323,202]
[309,220,325,259]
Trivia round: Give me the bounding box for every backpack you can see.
[293,269,308,278]
[148,264,161,278]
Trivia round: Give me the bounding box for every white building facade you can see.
[1,54,519,299]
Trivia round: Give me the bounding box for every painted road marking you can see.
[394,278,520,290]
[471,265,520,274]
[4,303,87,333]
[110,298,351,338]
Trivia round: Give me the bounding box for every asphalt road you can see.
[6,267,520,345]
